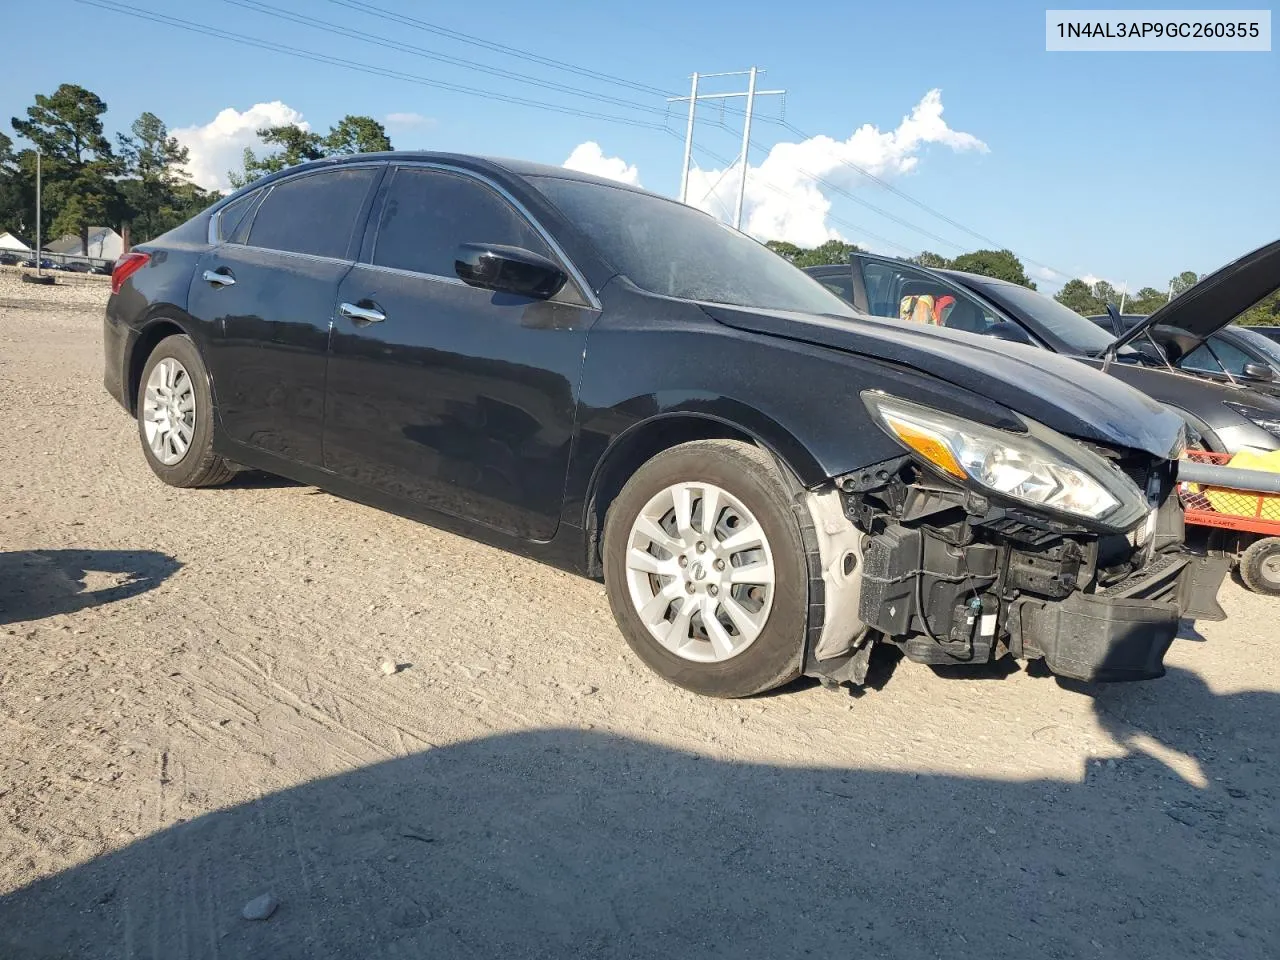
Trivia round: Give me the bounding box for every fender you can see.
[566,299,1024,517]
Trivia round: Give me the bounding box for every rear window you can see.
[247,168,378,260]
[216,192,256,242]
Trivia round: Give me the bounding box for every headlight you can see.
[1224,402,1280,440]
[862,392,1148,528]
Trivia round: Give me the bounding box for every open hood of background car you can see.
[1112,237,1280,353]
[702,303,1187,460]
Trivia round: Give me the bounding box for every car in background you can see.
[807,243,1280,454]
[60,260,96,274]
[1253,327,1280,344]
[1088,312,1280,399]
[103,151,1225,697]
[0,251,22,266]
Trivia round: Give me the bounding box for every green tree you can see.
[0,131,26,237]
[117,112,214,243]
[1125,286,1167,316]
[10,83,118,254]
[229,115,393,188]
[795,239,859,267]
[1054,279,1103,315]
[1234,290,1280,327]
[764,239,858,268]
[1092,281,1120,309]
[323,115,392,155]
[949,249,1036,289]
[765,240,803,263]
[911,251,952,269]
[1170,270,1199,297]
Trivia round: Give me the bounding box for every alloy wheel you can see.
[142,357,196,465]
[624,481,776,663]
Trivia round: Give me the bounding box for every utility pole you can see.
[668,68,785,229]
[1119,282,1127,313]
[34,146,42,278]
[677,72,699,204]
[733,67,759,231]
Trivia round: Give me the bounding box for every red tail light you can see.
[110,252,151,294]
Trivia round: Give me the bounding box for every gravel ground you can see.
[0,273,1276,959]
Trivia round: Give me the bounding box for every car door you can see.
[190,164,382,465]
[323,164,597,541]
[856,258,1003,335]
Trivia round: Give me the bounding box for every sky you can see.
[4,0,1277,292]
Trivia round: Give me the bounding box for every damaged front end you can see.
[801,394,1228,687]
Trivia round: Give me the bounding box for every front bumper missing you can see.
[1010,552,1228,682]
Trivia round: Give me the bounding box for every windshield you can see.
[963,276,1122,356]
[1236,325,1280,369]
[530,176,857,316]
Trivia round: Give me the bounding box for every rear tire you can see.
[602,440,807,698]
[136,334,234,488]
[1240,537,1280,596]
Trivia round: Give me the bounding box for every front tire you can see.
[1240,537,1280,596]
[136,334,234,488]
[602,440,808,698]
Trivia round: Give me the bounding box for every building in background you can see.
[44,226,123,261]
[0,231,32,252]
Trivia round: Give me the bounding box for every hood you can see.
[702,304,1186,460]
[1114,237,1280,351]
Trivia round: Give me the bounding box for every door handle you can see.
[202,269,236,287]
[339,301,386,324]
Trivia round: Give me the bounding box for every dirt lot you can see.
[1,273,1276,959]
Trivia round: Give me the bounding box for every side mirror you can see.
[986,321,1032,345]
[1242,361,1275,382]
[454,243,567,300]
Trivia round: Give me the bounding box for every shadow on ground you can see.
[0,550,180,625]
[0,665,1274,960]
[223,471,303,490]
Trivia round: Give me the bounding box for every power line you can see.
[219,0,675,119]
[682,135,917,257]
[320,0,678,99]
[775,118,1071,277]
[78,0,1063,274]
[72,0,673,132]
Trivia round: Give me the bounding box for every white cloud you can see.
[562,141,642,187]
[172,101,309,193]
[1080,273,1109,287]
[1030,265,1059,281]
[385,111,433,128]
[686,89,987,248]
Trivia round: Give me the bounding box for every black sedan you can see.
[104,152,1225,696]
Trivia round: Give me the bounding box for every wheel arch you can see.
[125,311,197,415]
[581,411,820,576]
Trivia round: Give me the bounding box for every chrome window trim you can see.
[380,161,601,311]
[355,262,467,286]
[215,244,355,267]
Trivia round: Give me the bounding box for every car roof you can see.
[269,150,651,194]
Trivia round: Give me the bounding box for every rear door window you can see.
[247,167,379,260]
[372,167,552,278]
